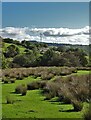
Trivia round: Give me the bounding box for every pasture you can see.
[1,67,90,119]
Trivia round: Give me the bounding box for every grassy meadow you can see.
[2,67,90,119]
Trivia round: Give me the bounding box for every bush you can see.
[2,77,6,82]
[15,85,23,94]
[34,71,42,78]
[15,84,27,96]
[21,84,27,96]
[3,78,9,84]
[44,92,54,100]
[72,100,83,112]
[39,81,47,89]
[84,109,91,120]
[16,73,24,80]
[10,79,15,83]
[63,96,71,104]
[41,72,54,80]
[6,95,14,104]
[27,81,40,90]
[43,82,59,100]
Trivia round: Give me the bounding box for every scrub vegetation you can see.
[1,38,91,119]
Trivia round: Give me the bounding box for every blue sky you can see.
[2,2,89,28]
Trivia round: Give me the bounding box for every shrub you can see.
[4,74,9,77]
[84,109,91,120]
[22,71,29,77]
[21,84,27,96]
[63,96,71,104]
[9,73,16,78]
[34,71,42,78]
[15,84,27,96]
[6,95,14,104]
[15,85,23,94]
[58,88,72,104]
[3,77,9,84]
[16,73,24,80]
[2,77,6,82]
[27,81,40,90]
[10,79,15,83]
[41,72,54,80]
[43,82,59,100]
[39,81,47,89]
[44,92,54,100]
[72,100,83,112]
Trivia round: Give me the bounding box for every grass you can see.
[2,71,89,118]
[73,70,90,76]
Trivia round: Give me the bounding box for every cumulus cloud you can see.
[0,26,89,45]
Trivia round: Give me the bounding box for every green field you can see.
[2,70,89,118]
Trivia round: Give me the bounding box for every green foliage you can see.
[13,54,31,67]
[2,38,89,69]
[56,45,66,52]
[4,44,19,58]
[2,55,10,69]
[3,38,14,43]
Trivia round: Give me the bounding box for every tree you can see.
[40,49,54,66]
[4,45,19,58]
[13,54,31,67]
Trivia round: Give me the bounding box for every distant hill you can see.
[29,41,90,55]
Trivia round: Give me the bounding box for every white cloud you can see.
[0,26,89,45]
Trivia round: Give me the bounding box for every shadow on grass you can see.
[10,91,16,94]
[59,109,76,112]
[10,91,22,96]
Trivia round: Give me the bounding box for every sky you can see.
[2,2,89,28]
[0,2,89,45]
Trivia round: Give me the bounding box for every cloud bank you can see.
[0,26,89,45]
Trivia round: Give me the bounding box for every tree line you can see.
[2,38,90,69]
